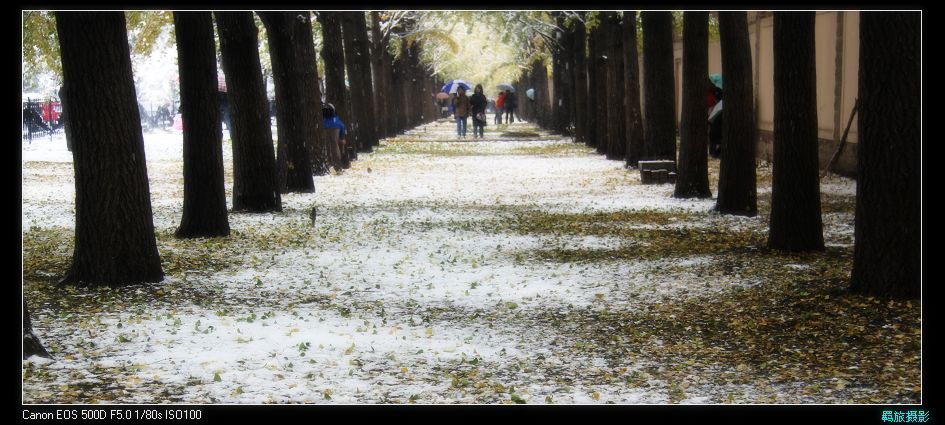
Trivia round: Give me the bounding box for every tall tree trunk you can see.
[320,12,355,166]
[572,13,588,145]
[606,12,626,160]
[850,12,920,299]
[215,12,282,213]
[342,12,377,152]
[585,18,600,148]
[55,11,164,285]
[623,11,644,167]
[518,72,530,122]
[259,12,316,192]
[769,12,824,251]
[407,42,423,127]
[641,11,677,161]
[715,12,757,216]
[24,300,51,359]
[370,12,388,141]
[552,12,569,135]
[294,13,333,176]
[59,84,74,151]
[592,19,609,154]
[534,59,551,128]
[674,12,712,199]
[339,11,374,152]
[390,54,404,134]
[173,12,230,239]
[397,39,413,131]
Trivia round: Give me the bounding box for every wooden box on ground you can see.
[639,160,677,185]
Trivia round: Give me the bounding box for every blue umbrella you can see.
[709,74,723,89]
[441,80,471,94]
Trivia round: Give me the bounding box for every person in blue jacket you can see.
[322,103,349,170]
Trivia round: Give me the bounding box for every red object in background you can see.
[707,88,719,109]
[41,101,61,125]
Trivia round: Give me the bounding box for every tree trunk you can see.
[320,12,355,166]
[215,12,282,213]
[259,12,316,192]
[407,42,424,127]
[606,13,626,160]
[342,12,377,152]
[593,19,609,155]
[552,12,570,135]
[58,84,74,151]
[370,12,388,141]
[585,19,600,149]
[769,12,824,251]
[715,12,757,216]
[173,12,230,239]
[850,12,920,299]
[623,11,644,167]
[400,39,412,129]
[533,59,551,128]
[390,54,404,134]
[674,12,712,199]
[641,11,677,161]
[294,12,333,176]
[24,300,51,359]
[572,14,588,145]
[55,11,164,286]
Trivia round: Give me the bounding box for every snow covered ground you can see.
[21,120,901,405]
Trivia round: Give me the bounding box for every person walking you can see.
[503,89,517,124]
[322,102,349,172]
[495,91,506,125]
[470,84,487,138]
[452,86,471,138]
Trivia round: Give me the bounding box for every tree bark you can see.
[623,11,644,167]
[606,13,626,160]
[674,12,712,199]
[55,11,164,286]
[585,19,600,149]
[215,12,282,213]
[295,13,333,176]
[715,12,757,216]
[594,18,610,155]
[259,12,317,192]
[339,11,375,152]
[552,12,571,135]
[320,12,355,166]
[769,12,824,251]
[342,12,377,152]
[572,13,588,145]
[173,12,230,239]
[641,11,677,161]
[370,12,388,141]
[850,12,920,299]
[59,84,74,151]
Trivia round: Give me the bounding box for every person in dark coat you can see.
[503,89,517,124]
[469,84,488,138]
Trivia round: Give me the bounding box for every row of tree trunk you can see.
[50,11,438,288]
[24,10,920,359]
[529,11,919,299]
